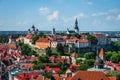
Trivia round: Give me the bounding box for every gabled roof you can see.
[25,35,33,39]
[8,43,16,49]
[21,63,34,70]
[70,71,110,80]
[53,68,61,73]
[99,48,104,57]
[109,76,116,80]
[93,33,105,38]
[36,38,51,42]
[13,51,21,57]
[71,52,77,57]
[78,39,90,43]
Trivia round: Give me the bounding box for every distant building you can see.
[24,35,33,45]
[8,35,15,44]
[88,48,110,72]
[28,25,39,35]
[51,28,56,34]
[66,18,79,34]
[93,33,110,45]
[70,52,77,64]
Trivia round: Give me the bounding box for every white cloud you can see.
[106,16,113,20]
[106,14,120,21]
[86,2,93,5]
[39,7,50,15]
[81,1,93,5]
[92,12,108,16]
[116,14,120,20]
[47,11,59,21]
[108,9,120,13]
[74,13,85,19]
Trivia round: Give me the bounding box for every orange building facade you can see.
[35,38,51,49]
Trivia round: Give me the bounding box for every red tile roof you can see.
[49,56,55,60]
[45,66,60,73]
[53,74,63,80]
[70,71,110,80]
[25,35,33,39]
[71,52,77,57]
[78,39,90,43]
[93,33,105,38]
[53,68,61,73]
[8,43,16,49]
[14,72,40,80]
[109,76,116,80]
[13,51,21,57]
[99,48,104,57]
[21,63,34,70]
[45,66,50,73]
[36,38,51,42]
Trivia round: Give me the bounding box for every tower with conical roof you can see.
[74,18,79,33]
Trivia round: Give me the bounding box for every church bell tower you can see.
[74,18,79,33]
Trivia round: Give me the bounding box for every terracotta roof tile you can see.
[71,52,77,57]
[93,33,105,38]
[99,48,104,57]
[109,76,116,80]
[70,71,110,80]
[36,38,51,42]
[25,35,33,39]
[78,39,90,43]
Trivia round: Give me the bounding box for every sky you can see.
[0,0,120,31]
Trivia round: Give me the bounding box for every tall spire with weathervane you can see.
[74,18,79,33]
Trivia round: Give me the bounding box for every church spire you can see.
[75,18,78,25]
[74,17,79,33]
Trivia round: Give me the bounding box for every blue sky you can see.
[0,0,120,31]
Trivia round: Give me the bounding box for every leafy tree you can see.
[45,47,52,56]
[76,59,82,65]
[107,71,120,80]
[59,65,68,74]
[32,35,39,44]
[111,41,120,51]
[67,34,72,38]
[110,53,120,63]
[39,32,46,38]
[84,52,95,59]
[73,33,81,38]
[0,35,9,43]
[78,63,89,70]
[19,42,37,56]
[56,43,64,55]
[84,59,94,67]
[38,55,49,63]
[105,51,114,61]
[42,73,53,79]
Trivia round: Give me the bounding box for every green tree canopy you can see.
[111,41,120,51]
[105,51,115,61]
[110,53,120,63]
[78,63,89,70]
[56,43,64,55]
[84,52,95,59]
[45,47,52,56]
[84,59,95,67]
[32,35,39,44]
